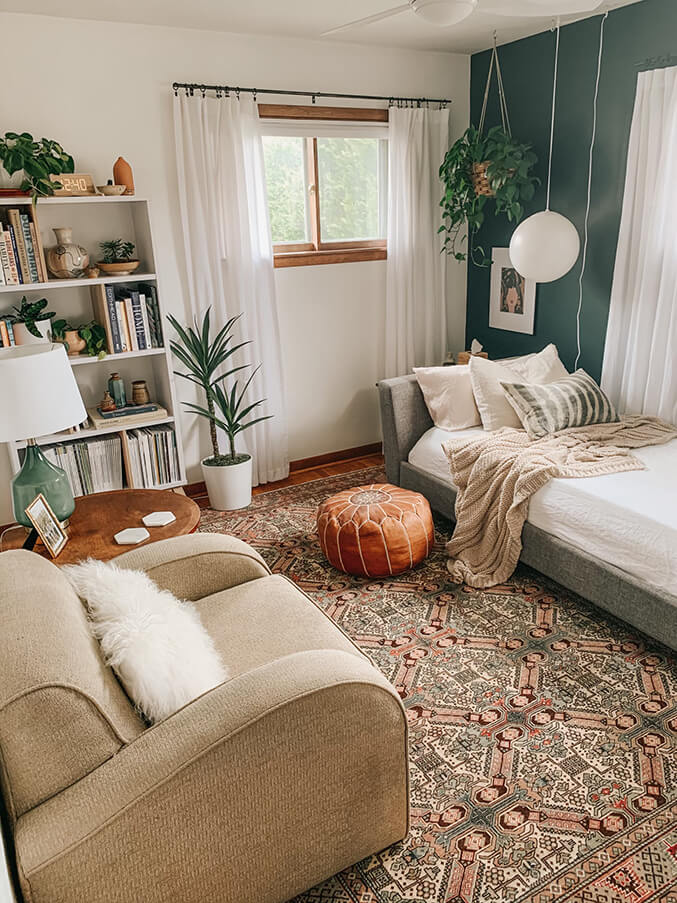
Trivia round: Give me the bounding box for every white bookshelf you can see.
[2,195,187,494]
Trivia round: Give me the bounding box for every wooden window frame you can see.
[260,105,388,268]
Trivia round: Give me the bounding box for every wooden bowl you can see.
[97,185,126,196]
[97,260,141,276]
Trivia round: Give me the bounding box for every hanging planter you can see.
[439,42,539,266]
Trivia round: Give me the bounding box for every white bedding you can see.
[408,426,677,597]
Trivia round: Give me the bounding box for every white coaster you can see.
[142,511,177,527]
[114,527,150,545]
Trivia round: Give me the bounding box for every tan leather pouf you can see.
[317,483,434,577]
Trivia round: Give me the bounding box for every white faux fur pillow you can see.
[63,559,228,723]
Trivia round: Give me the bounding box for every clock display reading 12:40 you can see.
[49,173,96,196]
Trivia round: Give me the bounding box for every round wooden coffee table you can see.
[2,488,200,565]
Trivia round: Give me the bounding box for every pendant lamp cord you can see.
[574,11,608,370]
[545,20,561,211]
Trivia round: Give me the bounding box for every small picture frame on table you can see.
[489,247,536,335]
[24,493,69,558]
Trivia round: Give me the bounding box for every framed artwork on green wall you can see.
[489,248,535,335]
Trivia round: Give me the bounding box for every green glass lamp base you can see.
[12,441,75,528]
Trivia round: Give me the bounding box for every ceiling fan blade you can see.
[321,3,412,36]
[480,0,603,14]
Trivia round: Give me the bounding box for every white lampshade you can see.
[0,343,86,441]
[412,0,477,26]
[509,210,580,283]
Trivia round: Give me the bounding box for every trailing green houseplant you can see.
[0,132,74,201]
[52,318,107,358]
[439,125,538,266]
[169,308,272,510]
[9,296,56,341]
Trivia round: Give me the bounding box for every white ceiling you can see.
[0,0,643,53]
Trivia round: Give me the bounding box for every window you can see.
[261,106,388,267]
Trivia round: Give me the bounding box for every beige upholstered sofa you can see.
[0,534,408,903]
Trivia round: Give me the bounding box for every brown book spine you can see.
[29,221,46,283]
[89,284,115,354]
[0,319,9,347]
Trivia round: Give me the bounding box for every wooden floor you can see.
[188,452,384,509]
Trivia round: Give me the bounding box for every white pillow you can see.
[63,559,228,723]
[413,365,481,430]
[470,345,569,431]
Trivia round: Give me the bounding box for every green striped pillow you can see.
[500,369,619,439]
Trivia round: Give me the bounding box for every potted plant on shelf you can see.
[0,132,74,201]
[169,308,271,511]
[8,297,56,344]
[52,318,107,358]
[98,239,140,277]
[439,125,538,266]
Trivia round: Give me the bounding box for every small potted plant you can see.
[439,125,538,266]
[9,297,56,344]
[52,318,107,358]
[169,308,271,511]
[0,132,75,201]
[98,239,140,277]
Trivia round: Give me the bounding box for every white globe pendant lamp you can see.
[509,23,580,283]
[412,0,478,26]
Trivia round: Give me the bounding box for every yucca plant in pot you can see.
[169,308,272,511]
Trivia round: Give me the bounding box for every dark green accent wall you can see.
[465,0,677,379]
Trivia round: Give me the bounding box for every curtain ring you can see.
[253,89,257,102]
[173,83,178,97]
[216,87,222,99]
[235,87,241,99]
[225,87,230,97]
[189,86,194,97]
[200,86,206,98]
[312,94,317,104]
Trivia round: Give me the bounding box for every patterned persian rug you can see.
[199,466,677,903]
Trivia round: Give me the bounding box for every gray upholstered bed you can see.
[377,373,677,650]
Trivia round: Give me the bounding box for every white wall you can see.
[0,12,469,523]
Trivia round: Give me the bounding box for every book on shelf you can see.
[0,208,46,285]
[30,435,124,497]
[86,404,168,429]
[125,425,179,488]
[90,282,163,354]
[0,317,15,347]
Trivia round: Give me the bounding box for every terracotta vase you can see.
[46,227,89,279]
[64,329,86,356]
[113,157,134,196]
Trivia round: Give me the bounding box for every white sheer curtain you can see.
[173,92,289,484]
[601,66,677,424]
[384,106,450,377]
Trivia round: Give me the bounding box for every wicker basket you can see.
[471,162,494,197]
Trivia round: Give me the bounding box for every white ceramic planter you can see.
[13,320,51,345]
[201,454,252,511]
[0,165,23,191]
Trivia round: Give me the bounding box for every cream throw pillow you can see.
[413,365,481,430]
[470,344,569,431]
[63,559,228,724]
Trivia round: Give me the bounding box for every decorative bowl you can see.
[97,260,141,276]
[97,184,126,196]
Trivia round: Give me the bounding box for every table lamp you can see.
[0,344,86,527]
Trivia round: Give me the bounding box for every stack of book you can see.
[38,435,123,497]
[91,282,164,354]
[126,425,180,488]
[0,208,48,285]
[0,317,16,347]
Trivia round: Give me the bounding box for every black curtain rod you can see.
[172,82,451,106]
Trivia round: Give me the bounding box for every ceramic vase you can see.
[108,372,127,408]
[46,227,89,279]
[113,157,135,196]
[64,330,86,356]
[132,380,150,405]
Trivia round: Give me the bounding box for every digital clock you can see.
[49,173,96,196]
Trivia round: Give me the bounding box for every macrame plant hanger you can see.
[474,35,512,197]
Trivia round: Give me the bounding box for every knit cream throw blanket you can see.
[442,416,677,588]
